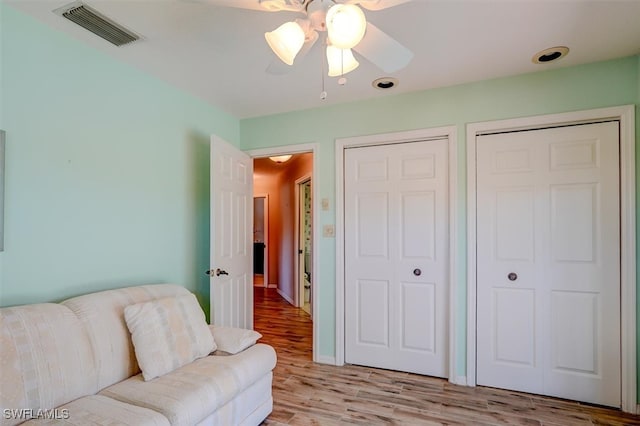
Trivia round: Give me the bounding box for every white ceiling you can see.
[7,0,640,119]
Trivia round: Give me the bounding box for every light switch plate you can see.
[321,198,330,211]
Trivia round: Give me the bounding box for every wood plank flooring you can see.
[254,288,640,425]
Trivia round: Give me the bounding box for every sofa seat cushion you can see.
[21,395,170,426]
[100,343,276,426]
[98,343,276,426]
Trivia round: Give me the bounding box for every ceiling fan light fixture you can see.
[326,4,366,49]
[265,21,305,65]
[327,46,359,77]
[269,155,293,163]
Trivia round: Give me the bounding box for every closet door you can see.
[344,139,449,377]
[476,122,621,407]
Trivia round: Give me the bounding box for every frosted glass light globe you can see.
[265,21,305,66]
[326,4,366,49]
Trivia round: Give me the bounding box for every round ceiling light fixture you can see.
[532,46,569,64]
[372,77,398,90]
[269,155,292,163]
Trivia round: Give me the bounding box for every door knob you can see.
[205,268,229,276]
[413,268,422,276]
[508,272,518,281]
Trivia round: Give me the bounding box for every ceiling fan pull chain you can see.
[339,48,347,86]
[320,38,327,100]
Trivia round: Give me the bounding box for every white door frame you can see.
[466,105,636,413]
[335,126,459,382]
[254,194,269,288]
[246,143,321,363]
[294,174,312,311]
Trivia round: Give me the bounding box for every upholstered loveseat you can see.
[0,284,277,425]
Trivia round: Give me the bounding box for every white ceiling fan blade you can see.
[187,0,305,12]
[344,0,412,11]
[353,22,413,73]
[266,31,319,75]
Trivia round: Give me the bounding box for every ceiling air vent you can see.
[54,1,140,47]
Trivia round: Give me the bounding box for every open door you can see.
[296,176,312,315]
[209,135,253,329]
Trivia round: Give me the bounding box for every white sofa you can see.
[0,284,277,426]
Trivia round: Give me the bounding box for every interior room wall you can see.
[253,169,281,287]
[0,4,240,317]
[276,153,313,304]
[239,55,640,381]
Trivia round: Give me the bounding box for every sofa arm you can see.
[209,325,262,355]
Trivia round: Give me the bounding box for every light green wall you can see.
[0,4,240,313]
[240,56,639,380]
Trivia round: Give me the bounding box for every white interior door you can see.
[344,139,449,377]
[476,122,621,407]
[210,135,253,329]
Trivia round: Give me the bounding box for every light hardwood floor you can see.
[254,287,640,425]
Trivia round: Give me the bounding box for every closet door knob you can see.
[413,268,422,276]
[508,272,518,281]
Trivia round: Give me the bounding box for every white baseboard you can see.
[267,284,277,289]
[449,376,468,386]
[314,355,337,365]
[277,288,295,305]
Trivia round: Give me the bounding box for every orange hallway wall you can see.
[277,153,313,303]
[254,173,281,286]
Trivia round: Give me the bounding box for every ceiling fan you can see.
[192,0,414,78]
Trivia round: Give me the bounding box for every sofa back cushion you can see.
[61,284,191,390]
[0,303,97,426]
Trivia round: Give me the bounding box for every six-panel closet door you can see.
[344,139,449,377]
[475,122,621,407]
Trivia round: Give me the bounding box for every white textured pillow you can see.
[124,294,216,381]
[209,325,262,355]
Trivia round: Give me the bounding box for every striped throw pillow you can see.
[124,293,215,381]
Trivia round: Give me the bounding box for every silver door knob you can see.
[205,268,229,276]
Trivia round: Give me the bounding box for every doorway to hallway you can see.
[250,148,319,362]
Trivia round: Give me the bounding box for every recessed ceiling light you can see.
[372,77,398,90]
[532,46,569,64]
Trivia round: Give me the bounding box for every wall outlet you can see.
[323,224,335,238]
[321,198,330,211]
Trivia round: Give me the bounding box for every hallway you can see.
[254,287,312,362]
